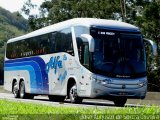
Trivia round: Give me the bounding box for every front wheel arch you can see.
[67,78,76,97]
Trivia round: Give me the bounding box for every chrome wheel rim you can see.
[70,85,77,101]
[20,82,25,98]
[13,83,18,97]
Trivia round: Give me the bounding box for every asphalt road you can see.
[0,92,143,108]
[0,86,160,108]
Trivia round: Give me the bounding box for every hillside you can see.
[0,7,28,45]
[0,7,29,76]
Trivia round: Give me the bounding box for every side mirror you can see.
[80,34,95,52]
[143,38,157,56]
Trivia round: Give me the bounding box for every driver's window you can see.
[83,43,89,68]
[76,37,83,63]
[76,37,89,69]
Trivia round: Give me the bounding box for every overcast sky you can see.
[0,0,45,18]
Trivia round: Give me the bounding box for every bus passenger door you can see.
[78,41,91,96]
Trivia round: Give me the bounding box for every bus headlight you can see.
[95,79,109,86]
[100,80,108,85]
[92,77,111,86]
[91,76,97,82]
[138,79,147,87]
[138,82,146,87]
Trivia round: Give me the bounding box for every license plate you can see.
[119,92,128,95]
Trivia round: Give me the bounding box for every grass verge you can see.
[0,99,160,120]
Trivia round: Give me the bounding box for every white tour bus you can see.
[4,18,157,106]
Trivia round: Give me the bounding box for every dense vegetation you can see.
[0,7,28,44]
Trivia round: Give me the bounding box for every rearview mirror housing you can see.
[143,38,157,56]
[80,34,95,52]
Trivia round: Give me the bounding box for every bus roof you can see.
[7,18,140,43]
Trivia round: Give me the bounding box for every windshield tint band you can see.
[91,26,141,34]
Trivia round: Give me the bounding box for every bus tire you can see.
[48,95,65,102]
[19,81,27,99]
[13,81,20,98]
[19,81,34,99]
[113,98,127,107]
[69,83,83,104]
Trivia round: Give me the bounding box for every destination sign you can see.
[98,31,115,35]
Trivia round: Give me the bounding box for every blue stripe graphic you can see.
[5,57,49,94]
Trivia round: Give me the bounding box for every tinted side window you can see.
[6,28,74,59]
[49,32,56,53]
[74,26,89,57]
[39,34,50,54]
[6,42,15,59]
[61,28,74,55]
[56,31,63,52]
[56,28,74,55]
[6,34,49,59]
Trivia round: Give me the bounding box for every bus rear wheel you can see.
[19,81,34,99]
[69,84,82,104]
[13,81,20,98]
[113,97,127,107]
[19,81,27,99]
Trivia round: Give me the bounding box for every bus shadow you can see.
[33,98,142,108]
[66,100,115,107]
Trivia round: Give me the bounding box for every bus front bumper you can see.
[90,78,147,99]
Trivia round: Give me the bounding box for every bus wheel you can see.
[69,84,82,104]
[19,81,27,99]
[48,95,65,102]
[113,98,127,107]
[13,81,20,98]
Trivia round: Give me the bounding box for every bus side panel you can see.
[76,66,93,97]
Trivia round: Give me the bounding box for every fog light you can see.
[138,79,147,87]
[138,82,146,87]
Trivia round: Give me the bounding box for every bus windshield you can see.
[91,28,146,78]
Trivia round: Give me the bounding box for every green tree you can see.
[141,1,160,91]
[22,0,122,30]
